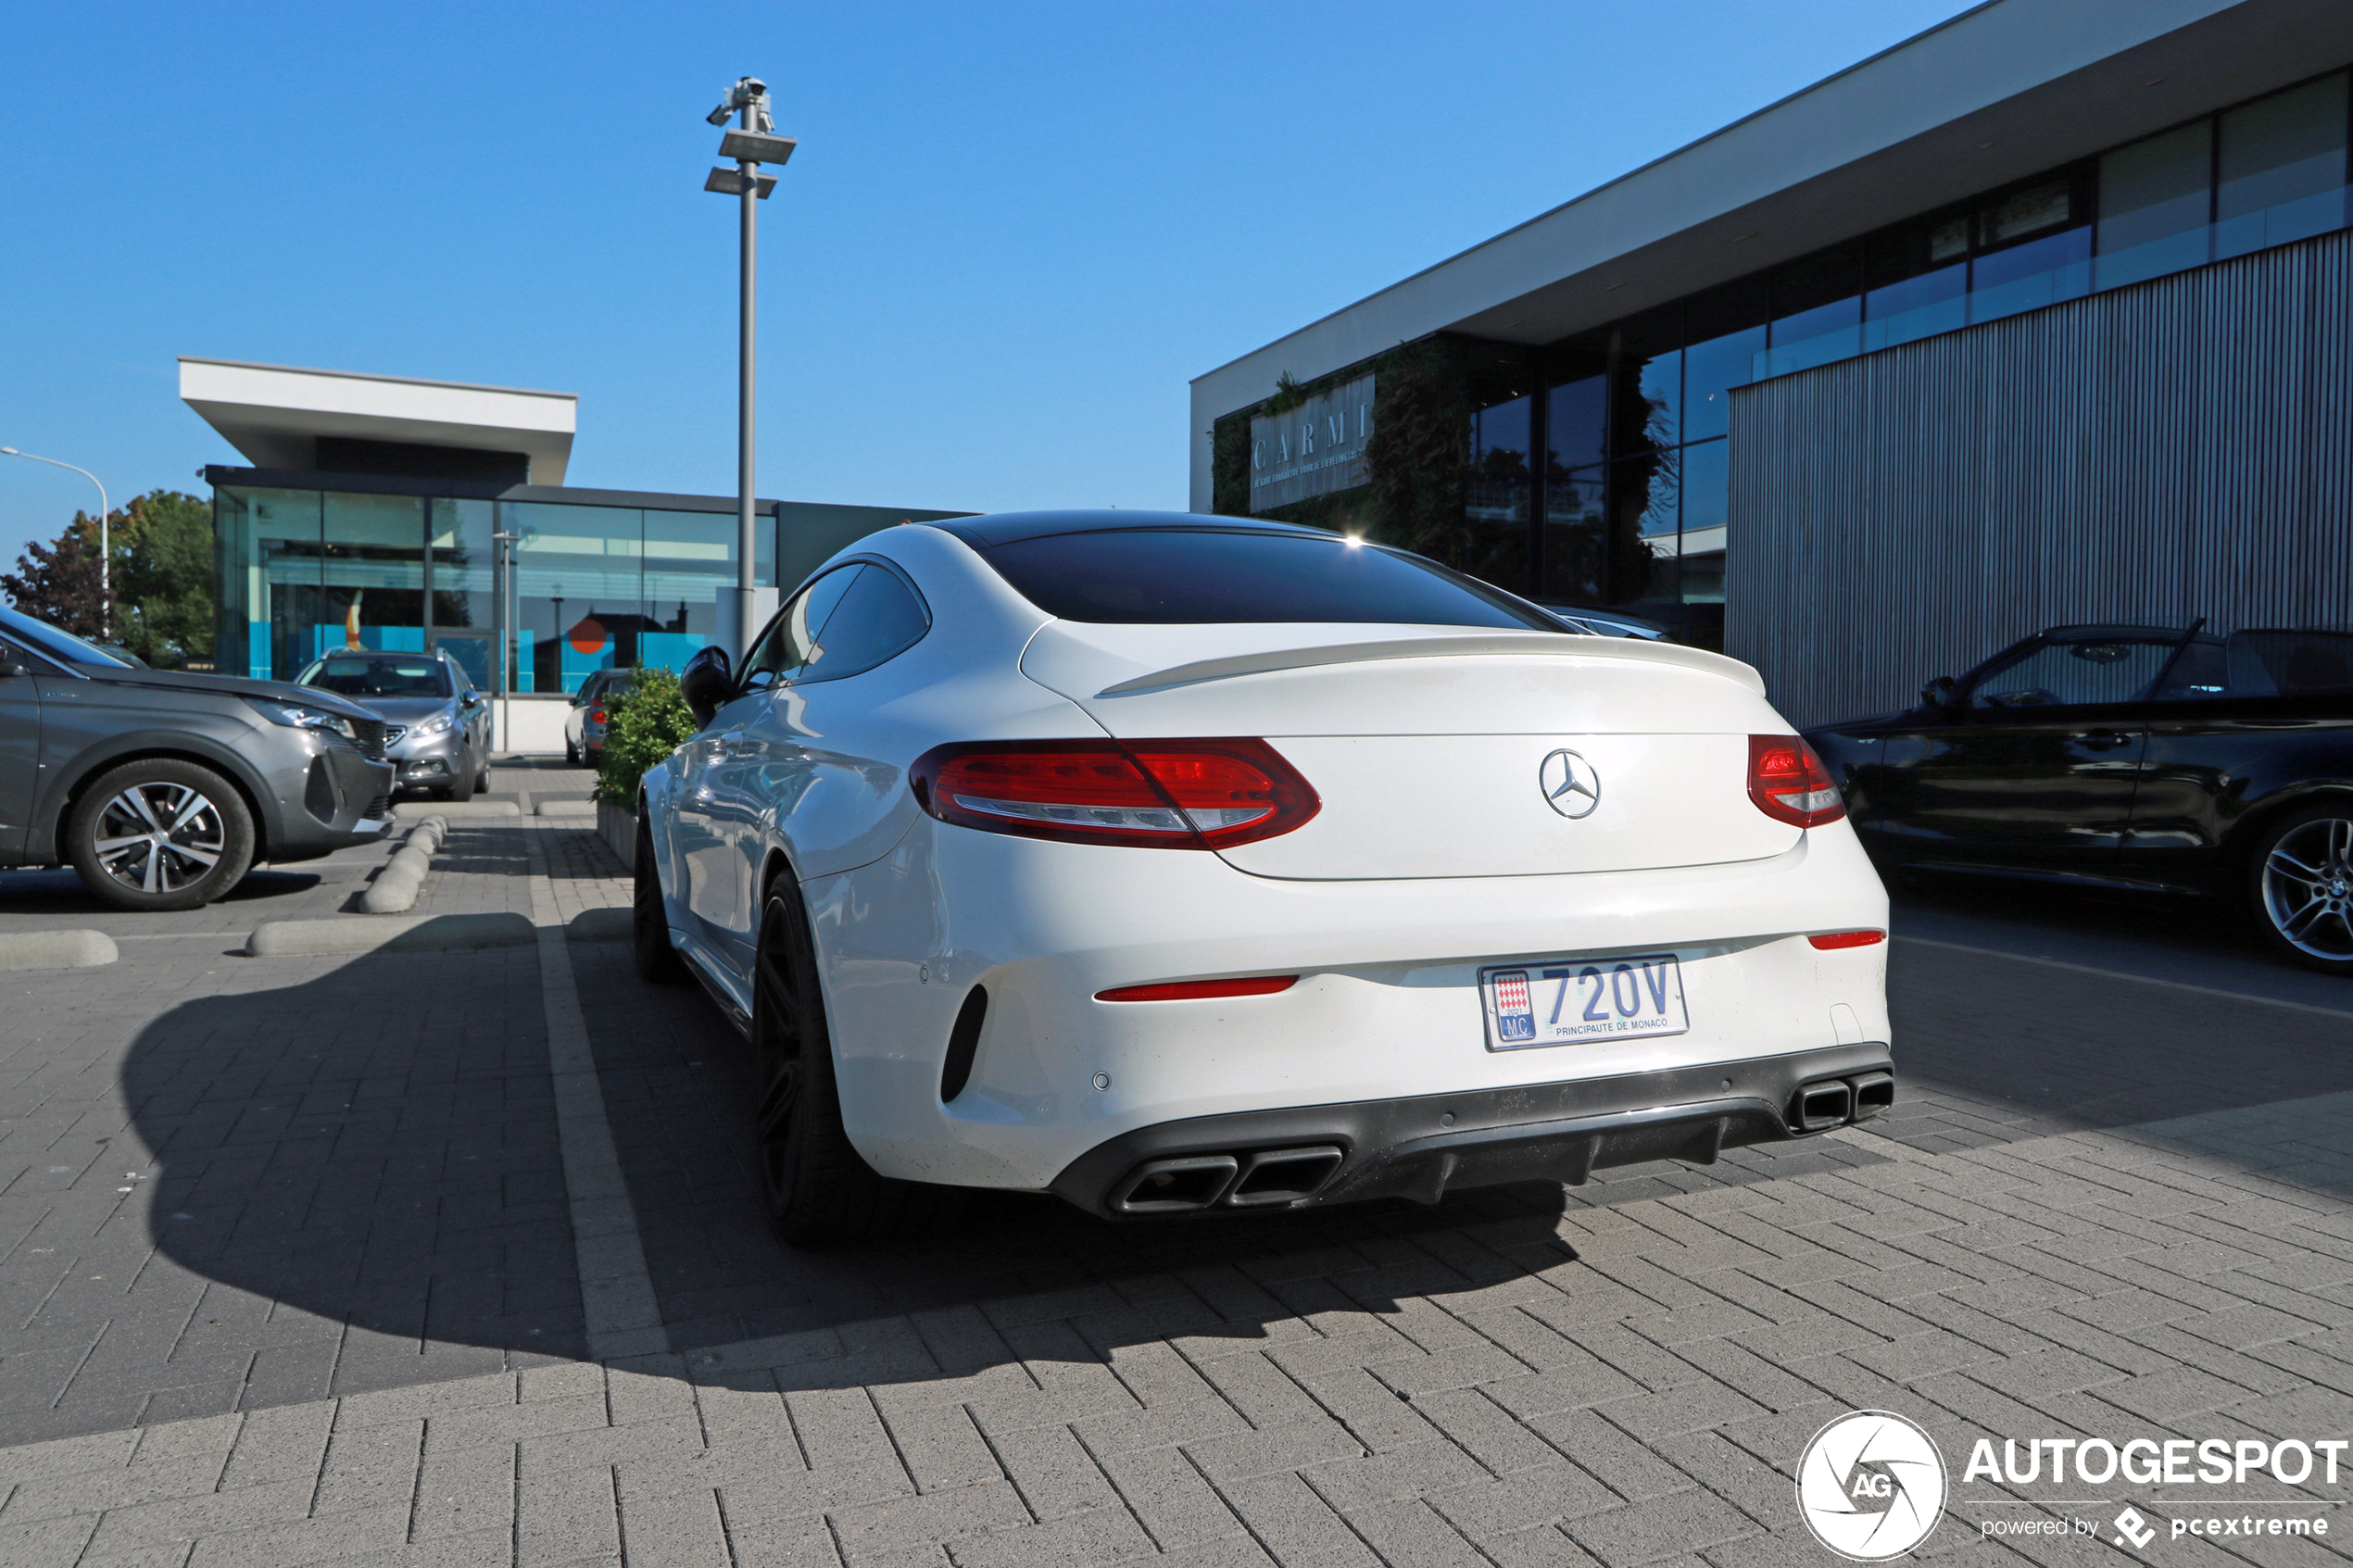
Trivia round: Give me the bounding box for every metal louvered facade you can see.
[1725,227,2353,729]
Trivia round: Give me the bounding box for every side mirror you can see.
[461,691,483,709]
[680,645,735,727]
[1920,675,1959,713]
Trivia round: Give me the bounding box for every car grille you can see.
[350,719,388,761]
[381,723,408,746]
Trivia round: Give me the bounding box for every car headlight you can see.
[411,712,456,737]
[246,699,359,742]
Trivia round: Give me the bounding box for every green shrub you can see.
[593,666,700,807]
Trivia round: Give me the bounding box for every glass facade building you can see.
[214,469,804,695]
[1219,68,2353,650]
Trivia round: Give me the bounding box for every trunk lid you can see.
[1019,621,1798,880]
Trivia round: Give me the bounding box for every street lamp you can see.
[702,76,796,659]
[0,446,111,638]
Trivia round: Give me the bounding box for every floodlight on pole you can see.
[0,446,111,638]
[701,75,796,660]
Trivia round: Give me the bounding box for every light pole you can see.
[702,77,795,659]
[493,528,520,754]
[0,446,111,638]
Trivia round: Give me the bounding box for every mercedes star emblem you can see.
[1539,749,1602,819]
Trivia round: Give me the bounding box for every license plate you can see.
[1478,954,1689,1050]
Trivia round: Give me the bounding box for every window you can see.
[302,655,452,698]
[1466,395,1532,524]
[1969,638,2179,709]
[1545,374,1606,474]
[977,529,1559,629]
[0,603,132,668]
[741,564,862,688]
[2218,74,2349,258]
[1764,245,1862,378]
[2097,121,2213,288]
[792,564,929,684]
[2230,630,2353,696]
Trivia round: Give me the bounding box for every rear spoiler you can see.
[1092,632,1767,699]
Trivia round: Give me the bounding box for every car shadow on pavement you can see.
[119,945,590,1407]
[115,912,2351,1418]
[566,939,1897,1376]
[0,864,342,914]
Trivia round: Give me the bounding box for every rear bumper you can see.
[1048,1042,1893,1218]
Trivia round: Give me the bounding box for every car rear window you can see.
[975,529,1558,629]
[303,657,452,697]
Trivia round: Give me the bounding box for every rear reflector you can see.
[912,739,1318,850]
[1807,930,1885,950]
[1748,734,1845,828]
[1096,975,1299,1002]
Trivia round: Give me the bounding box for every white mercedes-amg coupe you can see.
[635,511,1892,1244]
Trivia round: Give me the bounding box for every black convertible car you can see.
[1804,623,2353,975]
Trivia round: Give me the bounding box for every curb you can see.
[245,913,536,958]
[360,818,450,915]
[536,799,597,818]
[393,800,522,820]
[567,907,634,942]
[0,930,119,971]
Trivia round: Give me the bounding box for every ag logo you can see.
[1796,1411,1946,1561]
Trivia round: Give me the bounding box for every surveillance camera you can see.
[706,103,733,126]
[741,77,766,96]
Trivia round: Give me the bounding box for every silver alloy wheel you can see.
[90,782,228,896]
[2260,815,2353,961]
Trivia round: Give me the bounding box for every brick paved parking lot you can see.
[0,780,2349,1567]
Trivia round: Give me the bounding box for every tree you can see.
[111,492,215,668]
[0,490,216,666]
[0,514,108,640]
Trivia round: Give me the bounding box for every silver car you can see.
[565,668,633,768]
[295,651,492,802]
[0,603,395,910]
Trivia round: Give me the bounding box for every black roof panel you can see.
[932,509,1338,549]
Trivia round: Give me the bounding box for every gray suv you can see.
[0,603,396,910]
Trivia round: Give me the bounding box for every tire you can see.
[476,759,492,794]
[750,887,963,1246]
[2250,803,2353,975]
[66,759,257,912]
[633,818,686,985]
[444,759,475,803]
[566,740,580,766]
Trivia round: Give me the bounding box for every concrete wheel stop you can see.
[245,912,535,958]
[0,930,119,971]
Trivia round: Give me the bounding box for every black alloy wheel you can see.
[67,758,256,912]
[750,888,963,1246]
[632,818,686,985]
[2253,804,2353,976]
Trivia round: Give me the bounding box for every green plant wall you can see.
[1209,337,1476,554]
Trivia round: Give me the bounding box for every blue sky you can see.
[0,0,1977,569]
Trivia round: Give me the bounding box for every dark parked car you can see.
[296,650,491,801]
[0,603,395,910]
[1805,622,2353,974]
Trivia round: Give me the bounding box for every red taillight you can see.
[1096,975,1298,1002]
[589,706,606,723]
[1748,734,1845,828]
[912,739,1319,850]
[1808,930,1885,950]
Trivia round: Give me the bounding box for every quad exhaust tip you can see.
[1109,1146,1344,1214]
[1794,1070,1895,1133]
